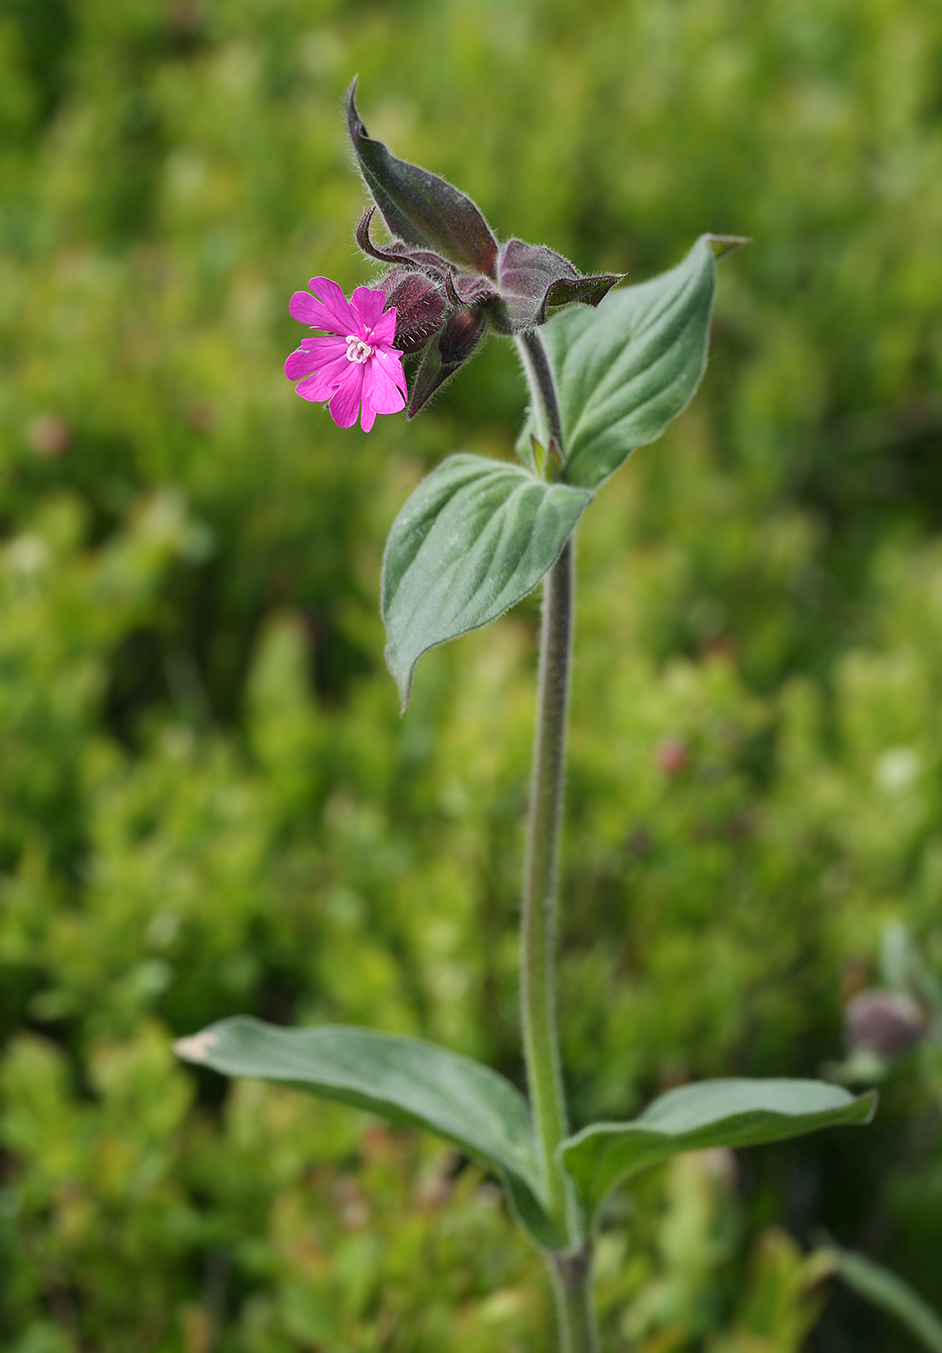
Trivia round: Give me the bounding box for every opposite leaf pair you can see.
[177,1017,876,1254]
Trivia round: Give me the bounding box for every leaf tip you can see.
[174,1030,219,1064]
[708,234,751,259]
[385,646,414,713]
[860,1088,879,1123]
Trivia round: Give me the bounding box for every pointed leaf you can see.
[345,80,498,276]
[525,235,721,489]
[382,454,593,707]
[176,1016,562,1248]
[561,1079,876,1217]
[826,1245,942,1353]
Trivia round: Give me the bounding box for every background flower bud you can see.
[844,989,927,1058]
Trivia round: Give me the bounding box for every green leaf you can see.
[382,454,593,708]
[561,1079,876,1217]
[523,234,721,489]
[826,1246,942,1353]
[176,1016,562,1248]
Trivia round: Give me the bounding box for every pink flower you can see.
[285,278,407,432]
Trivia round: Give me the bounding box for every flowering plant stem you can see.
[517,330,599,1353]
[171,89,881,1353]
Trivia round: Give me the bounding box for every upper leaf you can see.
[382,454,593,708]
[176,1015,562,1249]
[345,79,498,276]
[522,234,720,488]
[561,1078,877,1218]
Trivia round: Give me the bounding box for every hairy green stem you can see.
[516,330,599,1353]
[552,1250,599,1353]
[522,528,573,1236]
[517,328,565,454]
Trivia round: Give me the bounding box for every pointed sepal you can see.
[491,239,623,333]
[407,307,488,417]
[346,79,498,276]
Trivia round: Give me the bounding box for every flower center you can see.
[345,335,373,364]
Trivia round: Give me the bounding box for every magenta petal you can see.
[298,334,349,361]
[308,276,357,332]
[370,308,398,346]
[285,348,317,380]
[365,355,407,415]
[289,279,353,334]
[294,350,350,400]
[327,368,364,427]
[289,291,339,330]
[360,401,377,433]
[373,346,408,395]
[350,286,386,333]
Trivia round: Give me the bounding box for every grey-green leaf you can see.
[826,1245,942,1353]
[176,1016,561,1249]
[529,234,720,489]
[561,1079,877,1217]
[382,454,593,708]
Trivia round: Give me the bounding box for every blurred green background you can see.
[1,0,942,1348]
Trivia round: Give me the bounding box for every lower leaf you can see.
[176,1016,563,1249]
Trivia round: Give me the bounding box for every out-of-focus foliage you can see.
[1,0,942,1347]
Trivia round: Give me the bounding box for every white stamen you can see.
[345,334,373,364]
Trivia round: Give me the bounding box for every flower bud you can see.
[407,307,487,418]
[380,271,447,355]
[844,989,927,1058]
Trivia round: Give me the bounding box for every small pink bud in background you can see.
[844,989,927,1058]
[27,414,71,458]
[656,737,689,775]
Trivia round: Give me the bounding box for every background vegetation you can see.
[1,0,941,1348]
